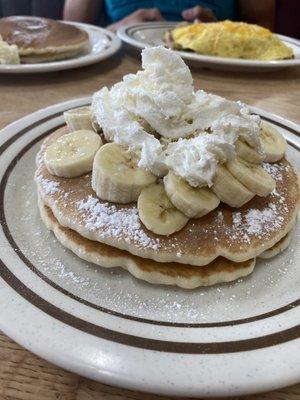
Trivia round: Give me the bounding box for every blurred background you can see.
[0,0,64,20]
[0,0,300,38]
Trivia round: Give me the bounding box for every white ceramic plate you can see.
[117,22,300,72]
[0,98,299,398]
[0,22,121,74]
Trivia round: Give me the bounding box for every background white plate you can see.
[0,22,121,73]
[0,98,299,398]
[117,22,300,72]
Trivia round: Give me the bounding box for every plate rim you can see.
[117,21,300,68]
[0,21,121,74]
[0,98,299,397]
[1,100,300,331]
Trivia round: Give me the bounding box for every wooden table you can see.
[0,51,299,400]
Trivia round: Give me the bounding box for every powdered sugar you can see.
[36,176,60,195]
[262,162,288,181]
[76,195,161,251]
[245,207,283,235]
[232,212,242,226]
[232,195,286,240]
[229,162,291,241]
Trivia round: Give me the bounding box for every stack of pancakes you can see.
[0,16,89,63]
[35,126,299,289]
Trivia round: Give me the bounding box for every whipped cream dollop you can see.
[92,46,262,187]
[165,134,236,187]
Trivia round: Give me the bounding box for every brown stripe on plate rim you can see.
[0,108,299,331]
[0,256,299,354]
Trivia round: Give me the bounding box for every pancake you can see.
[258,227,294,259]
[35,127,299,267]
[20,48,87,63]
[166,21,294,61]
[38,198,256,289]
[0,16,89,63]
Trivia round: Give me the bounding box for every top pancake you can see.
[35,127,299,267]
[0,16,89,55]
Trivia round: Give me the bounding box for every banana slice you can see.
[260,122,287,162]
[64,106,94,132]
[226,157,275,197]
[92,143,157,204]
[44,130,102,178]
[164,171,220,218]
[235,139,265,164]
[138,183,189,235]
[212,165,255,207]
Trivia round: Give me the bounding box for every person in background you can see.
[0,0,64,19]
[63,0,275,32]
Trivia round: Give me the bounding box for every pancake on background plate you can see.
[0,16,89,63]
[165,20,293,60]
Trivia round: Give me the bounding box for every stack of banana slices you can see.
[52,106,286,236]
[36,105,299,289]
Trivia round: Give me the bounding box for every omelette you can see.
[165,20,293,60]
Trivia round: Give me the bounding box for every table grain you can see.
[0,50,299,400]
